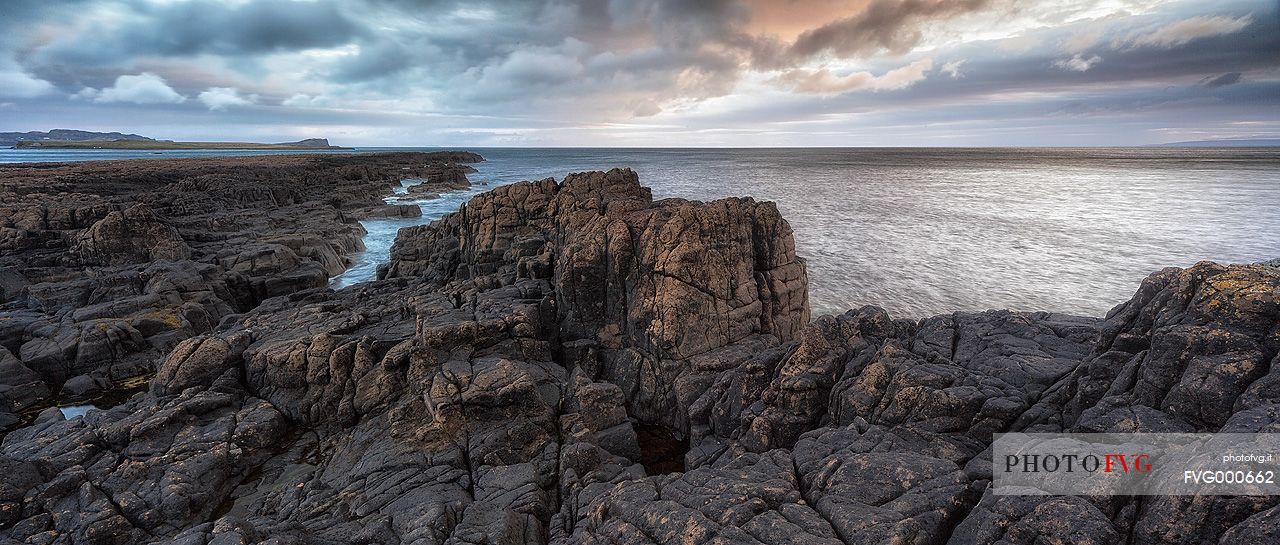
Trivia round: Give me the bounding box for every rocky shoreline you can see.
[1,158,1277,544]
[0,152,481,427]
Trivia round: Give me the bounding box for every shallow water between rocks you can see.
[54,374,152,419]
[329,179,492,289]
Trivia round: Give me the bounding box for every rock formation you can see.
[0,152,480,430]
[0,161,1276,545]
[72,203,192,265]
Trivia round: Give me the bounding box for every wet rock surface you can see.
[1,161,1277,544]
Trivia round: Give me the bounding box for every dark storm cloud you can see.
[846,9,1280,115]
[44,0,364,60]
[656,8,1280,136]
[790,0,993,58]
[1202,72,1243,87]
[0,1,85,33]
[328,41,416,84]
[0,0,1276,145]
[6,0,369,94]
[305,0,769,116]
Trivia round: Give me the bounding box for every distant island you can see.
[16,138,349,150]
[0,129,152,147]
[2,129,349,150]
[1150,137,1280,148]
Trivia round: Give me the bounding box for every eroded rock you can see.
[73,203,192,265]
[0,152,481,424]
[2,166,1277,545]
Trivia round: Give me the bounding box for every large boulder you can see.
[153,333,251,396]
[73,203,192,265]
[385,169,809,351]
[1016,261,1280,434]
[385,169,810,429]
[969,262,1280,544]
[0,348,51,432]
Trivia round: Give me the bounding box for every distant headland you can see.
[1150,137,1280,148]
[1,129,349,150]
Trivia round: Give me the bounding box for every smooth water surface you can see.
[328,179,493,289]
[470,147,1280,318]
[59,405,96,419]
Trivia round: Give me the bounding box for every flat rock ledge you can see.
[1,165,1277,545]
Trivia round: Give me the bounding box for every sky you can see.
[0,0,1277,146]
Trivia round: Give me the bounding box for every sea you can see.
[3,147,1277,319]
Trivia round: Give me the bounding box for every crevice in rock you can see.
[635,423,688,475]
[92,482,152,538]
[791,453,851,545]
[949,317,961,361]
[209,427,312,522]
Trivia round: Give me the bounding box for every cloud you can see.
[1123,15,1253,49]
[1201,72,1242,88]
[998,34,1042,52]
[481,48,585,87]
[69,88,97,101]
[790,0,992,59]
[198,87,256,110]
[1054,54,1102,72]
[83,73,186,104]
[0,70,56,98]
[1062,27,1104,54]
[781,58,934,94]
[282,94,335,108]
[0,0,1275,146]
[629,98,663,117]
[328,40,415,83]
[42,0,365,62]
